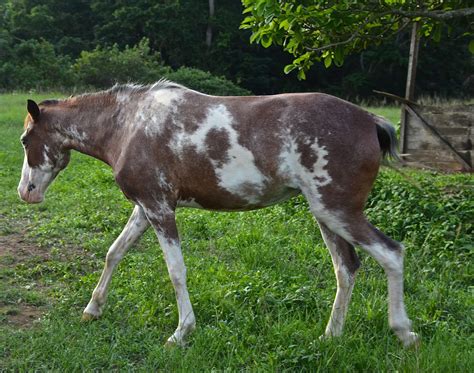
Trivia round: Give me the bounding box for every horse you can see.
[17,80,419,347]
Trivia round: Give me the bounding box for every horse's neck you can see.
[59,96,124,168]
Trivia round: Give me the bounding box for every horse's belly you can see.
[177,185,300,212]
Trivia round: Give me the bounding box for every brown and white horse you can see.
[18,81,418,347]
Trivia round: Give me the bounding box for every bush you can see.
[73,38,171,89]
[0,37,250,95]
[166,67,251,96]
[0,39,75,91]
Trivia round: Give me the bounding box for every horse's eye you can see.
[21,138,28,147]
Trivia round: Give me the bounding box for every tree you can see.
[240,0,474,79]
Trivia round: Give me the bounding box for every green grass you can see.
[1,93,473,371]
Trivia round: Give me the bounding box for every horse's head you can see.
[18,100,70,203]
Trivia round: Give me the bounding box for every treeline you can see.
[0,0,472,98]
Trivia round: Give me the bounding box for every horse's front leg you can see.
[142,201,196,346]
[82,205,150,320]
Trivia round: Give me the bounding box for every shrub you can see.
[73,38,171,88]
[166,67,251,96]
[0,39,75,91]
[0,37,250,95]
[73,39,249,96]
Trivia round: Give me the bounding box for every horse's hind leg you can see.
[318,222,360,338]
[352,223,419,347]
[307,197,419,347]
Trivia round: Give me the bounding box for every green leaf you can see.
[261,34,272,48]
[249,32,260,43]
[324,54,332,68]
[283,64,296,74]
[241,16,254,25]
[469,40,474,54]
[279,19,290,30]
[297,69,306,80]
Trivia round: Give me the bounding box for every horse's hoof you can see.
[164,340,177,349]
[403,332,421,349]
[81,312,99,322]
[164,336,185,349]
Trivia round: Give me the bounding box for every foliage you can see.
[0,39,75,91]
[1,94,473,370]
[0,36,248,95]
[0,0,472,97]
[240,0,474,79]
[72,39,251,95]
[73,38,171,89]
[166,67,251,96]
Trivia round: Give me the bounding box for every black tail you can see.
[375,118,400,161]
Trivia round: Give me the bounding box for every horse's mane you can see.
[107,79,185,95]
[52,79,186,105]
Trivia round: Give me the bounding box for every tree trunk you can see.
[206,0,215,48]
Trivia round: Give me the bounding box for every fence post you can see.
[400,22,420,153]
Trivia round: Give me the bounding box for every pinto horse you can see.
[18,81,418,347]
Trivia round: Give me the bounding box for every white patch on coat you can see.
[277,133,352,240]
[63,125,88,144]
[135,89,183,138]
[278,135,331,192]
[140,202,173,222]
[170,104,267,203]
[156,170,173,192]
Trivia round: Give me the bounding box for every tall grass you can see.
[1,94,472,371]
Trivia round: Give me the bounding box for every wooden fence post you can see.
[400,22,421,153]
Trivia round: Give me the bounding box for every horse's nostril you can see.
[27,183,36,192]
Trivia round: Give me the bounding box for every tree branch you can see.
[389,7,474,21]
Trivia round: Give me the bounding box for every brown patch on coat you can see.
[205,127,231,166]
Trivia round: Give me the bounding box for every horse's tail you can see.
[374,115,400,161]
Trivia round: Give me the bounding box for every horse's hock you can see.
[400,104,473,172]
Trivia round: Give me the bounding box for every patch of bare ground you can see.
[0,231,51,328]
[0,232,51,264]
[0,304,44,328]
[0,220,100,329]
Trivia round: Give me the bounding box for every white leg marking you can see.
[318,227,357,338]
[364,243,419,347]
[83,206,149,318]
[156,235,195,346]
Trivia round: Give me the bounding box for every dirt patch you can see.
[0,230,51,328]
[0,232,51,264]
[0,304,45,328]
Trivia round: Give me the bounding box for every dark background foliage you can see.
[0,0,472,98]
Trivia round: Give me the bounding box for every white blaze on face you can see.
[17,147,56,204]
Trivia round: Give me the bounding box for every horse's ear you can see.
[27,100,40,121]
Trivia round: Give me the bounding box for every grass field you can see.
[1,93,473,371]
